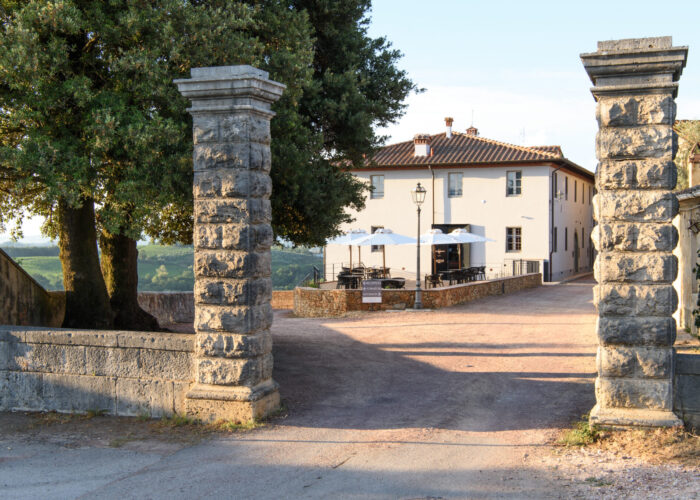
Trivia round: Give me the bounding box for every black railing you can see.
[299,266,321,287]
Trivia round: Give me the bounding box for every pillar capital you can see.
[174,65,286,117]
[581,37,688,100]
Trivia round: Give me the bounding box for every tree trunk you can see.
[57,198,113,329]
[100,231,160,331]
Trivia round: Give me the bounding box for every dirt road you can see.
[2,277,698,498]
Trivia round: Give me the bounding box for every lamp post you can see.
[411,182,427,309]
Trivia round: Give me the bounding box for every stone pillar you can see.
[582,37,687,427]
[175,66,285,422]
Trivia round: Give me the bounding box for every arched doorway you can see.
[573,231,579,273]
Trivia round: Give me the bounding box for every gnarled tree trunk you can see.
[100,230,159,331]
[57,197,113,329]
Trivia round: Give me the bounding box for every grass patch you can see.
[85,408,108,418]
[109,435,136,448]
[210,419,264,433]
[584,476,613,487]
[559,414,600,446]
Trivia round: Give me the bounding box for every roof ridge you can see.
[466,134,561,159]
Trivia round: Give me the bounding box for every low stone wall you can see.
[294,273,542,317]
[0,248,64,327]
[271,290,294,309]
[0,326,194,417]
[137,292,195,324]
[676,353,700,430]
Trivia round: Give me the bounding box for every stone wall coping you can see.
[0,327,194,352]
[677,353,700,374]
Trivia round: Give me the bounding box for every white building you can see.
[325,119,595,282]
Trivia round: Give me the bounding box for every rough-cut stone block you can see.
[594,284,677,317]
[173,381,191,415]
[196,353,273,386]
[596,377,672,410]
[220,115,271,144]
[595,252,676,283]
[42,374,116,414]
[139,349,193,381]
[0,371,43,411]
[595,223,677,252]
[597,346,673,378]
[594,191,678,222]
[194,250,271,279]
[196,330,272,359]
[15,344,86,375]
[597,316,676,346]
[193,170,272,199]
[193,143,249,171]
[596,126,674,159]
[194,223,273,252]
[195,304,273,334]
[194,199,271,225]
[0,329,23,343]
[193,115,220,144]
[597,95,676,127]
[194,278,272,306]
[116,379,174,417]
[596,159,676,190]
[85,347,139,378]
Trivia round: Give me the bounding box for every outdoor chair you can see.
[381,278,405,289]
[368,268,383,279]
[425,274,443,288]
[477,266,486,280]
[465,267,479,282]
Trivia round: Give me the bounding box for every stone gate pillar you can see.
[175,66,285,422]
[582,37,688,427]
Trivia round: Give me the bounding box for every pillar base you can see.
[590,404,682,429]
[185,380,280,423]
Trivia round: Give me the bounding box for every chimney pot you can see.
[466,126,478,136]
[413,133,432,156]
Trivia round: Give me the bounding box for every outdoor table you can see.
[439,270,458,285]
[380,278,405,289]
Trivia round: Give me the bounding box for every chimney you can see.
[414,134,432,156]
[445,117,454,139]
[466,126,478,136]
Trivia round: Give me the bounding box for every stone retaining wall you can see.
[0,248,63,327]
[271,290,294,310]
[137,292,195,324]
[0,327,194,417]
[676,353,700,429]
[294,273,542,318]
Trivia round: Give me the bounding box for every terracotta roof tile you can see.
[368,132,563,167]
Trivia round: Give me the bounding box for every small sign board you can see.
[362,279,382,303]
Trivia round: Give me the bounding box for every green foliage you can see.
[674,121,700,192]
[559,414,600,446]
[5,244,321,291]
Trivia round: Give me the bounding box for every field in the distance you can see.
[2,244,321,291]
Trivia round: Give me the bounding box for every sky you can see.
[3,0,700,243]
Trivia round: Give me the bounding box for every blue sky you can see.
[368,0,700,169]
[3,0,699,243]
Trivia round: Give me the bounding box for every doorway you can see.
[431,224,470,273]
[573,231,579,273]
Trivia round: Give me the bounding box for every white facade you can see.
[325,164,594,282]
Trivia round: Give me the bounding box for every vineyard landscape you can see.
[1,244,322,291]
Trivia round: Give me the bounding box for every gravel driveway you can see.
[2,277,698,499]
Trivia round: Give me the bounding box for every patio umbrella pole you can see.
[382,246,386,278]
[358,246,361,267]
[349,246,352,269]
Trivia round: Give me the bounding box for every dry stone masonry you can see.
[175,66,285,422]
[582,37,688,427]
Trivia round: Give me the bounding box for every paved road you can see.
[1,278,598,499]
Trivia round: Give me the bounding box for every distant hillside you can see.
[2,244,321,291]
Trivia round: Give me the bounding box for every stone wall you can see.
[294,273,542,318]
[271,290,294,310]
[0,248,64,327]
[137,292,195,325]
[0,327,194,416]
[675,353,700,429]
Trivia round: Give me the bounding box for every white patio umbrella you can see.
[354,228,416,276]
[411,229,460,274]
[326,229,368,269]
[448,228,495,268]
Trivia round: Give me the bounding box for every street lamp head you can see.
[411,182,427,206]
